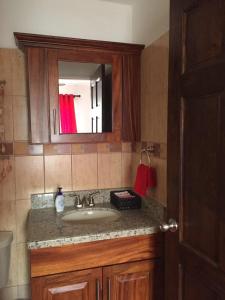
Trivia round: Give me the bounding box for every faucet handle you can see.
[89,190,100,197]
[87,191,100,207]
[88,196,95,207]
[74,194,83,208]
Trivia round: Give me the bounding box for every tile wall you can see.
[138,32,169,206]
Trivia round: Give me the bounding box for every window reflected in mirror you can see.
[58,61,112,134]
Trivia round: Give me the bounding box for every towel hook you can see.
[140,149,151,166]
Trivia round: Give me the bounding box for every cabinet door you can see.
[32,267,102,300]
[103,260,163,300]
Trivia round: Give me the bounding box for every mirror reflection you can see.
[58,61,112,134]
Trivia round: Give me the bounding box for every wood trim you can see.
[30,234,163,277]
[14,32,145,54]
[26,47,50,143]
[122,54,141,141]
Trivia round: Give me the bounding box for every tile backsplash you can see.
[31,188,122,209]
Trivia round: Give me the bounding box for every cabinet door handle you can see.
[53,109,57,134]
[107,278,111,300]
[96,116,98,133]
[96,279,100,300]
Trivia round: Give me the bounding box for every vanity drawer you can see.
[30,233,163,277]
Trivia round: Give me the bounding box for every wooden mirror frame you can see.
[14,32,144,144]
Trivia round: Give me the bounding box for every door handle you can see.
[107,278,111,300]
[96,279,100,300]
[53,109,57,134]
[160,218,178,232]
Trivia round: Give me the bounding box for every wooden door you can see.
[31,268,102,300]
[166,0,225,299]
[103,260,163,300]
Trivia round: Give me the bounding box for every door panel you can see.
[183,270,218,300]
[183,95,220,261]
[183,0,225,70]
[32,267,102,300]
[103,260,163,300]
[167,0,225,299]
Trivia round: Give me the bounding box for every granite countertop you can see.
[27,198,165,250]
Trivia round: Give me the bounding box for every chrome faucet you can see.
[73,191,100,208]
[87,191,100,207]
[74,194,83,208]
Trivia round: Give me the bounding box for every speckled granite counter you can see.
[27,196,165,250]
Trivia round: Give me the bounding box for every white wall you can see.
[59,82,92,133]
[0,0,132,48]
[132,0,169,46]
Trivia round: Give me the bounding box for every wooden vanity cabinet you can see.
[30,234,163,300]
[14,32,144,144]
[32,259,162,300]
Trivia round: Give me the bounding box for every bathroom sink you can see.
[62,208,121,223]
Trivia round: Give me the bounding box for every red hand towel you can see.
[148,166,157,189]
[134,164,157,196]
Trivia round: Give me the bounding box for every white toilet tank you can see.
[0,231,13,288]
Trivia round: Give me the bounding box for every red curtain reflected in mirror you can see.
[59,94,77,134]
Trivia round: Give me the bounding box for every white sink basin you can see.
[62,208,120,223]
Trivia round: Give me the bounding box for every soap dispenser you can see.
[55,187,64,213]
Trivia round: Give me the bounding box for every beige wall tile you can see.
[17,284,31,299]
[148,157,167,207]
[17,243,29,285]
[45,155,72,192]
[7,243,18,287]
[12,50,27,97]
[13,96,28,141]
[16,200,31,243]
[122,153,133,187]
[0,157,15,202]
[98,153,122,188]
[132,152,140,184]
[72,153,97,190]
[141,32,169,144]
[140,32,169,206]
[0,286,18,300]
[3,95,13,141]
[0,49,13,96]
[0,201,16,239]
[15,156,44,200]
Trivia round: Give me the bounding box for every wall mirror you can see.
[58,61,112,134]
[48,49,123,144]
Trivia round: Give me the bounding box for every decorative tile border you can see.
[0,142,13,156]
[13,142,134,156]
[44,144,71,155]
[72,143,97,154]
[14,142,43,156]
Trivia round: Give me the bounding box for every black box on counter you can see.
[110,190,142,210]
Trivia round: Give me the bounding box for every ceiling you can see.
[100,0,136,4]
